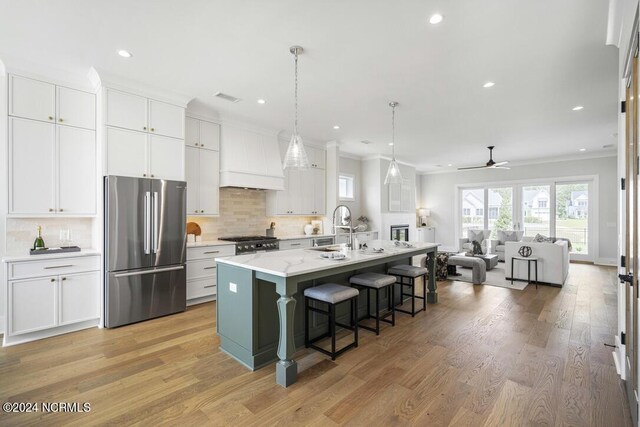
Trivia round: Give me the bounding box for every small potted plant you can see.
[354,215,369,232]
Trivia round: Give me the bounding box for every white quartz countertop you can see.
[276,234,335,241]
[216,240,437,278]
[2,248,101,263]
[187,240,236,248]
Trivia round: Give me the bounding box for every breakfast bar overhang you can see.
[215,241,439,387]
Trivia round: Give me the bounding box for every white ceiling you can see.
[0,0,618,172]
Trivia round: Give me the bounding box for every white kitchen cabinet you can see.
[186,245,234,305]
[185,142,219,215]
[306,145,326,169]
[8,276,57,335]
[9,75,56,123]
[149,134,185,180]
[57,86,96,130]
[416,227,436,243]
[4,254,101,345]
[58,271,100,325]
[9,118,56,214]
[105,89,148,132]
[279,238,312,250]
[149,99,184,139]
[57,126,96,214]
[312,168,326,215]
[106,127,148,178]
[185,116,220,150]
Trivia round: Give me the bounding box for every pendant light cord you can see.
[391,103,396,160]
[294,52,299,136]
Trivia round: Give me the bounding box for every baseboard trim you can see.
[595,258,617,267]
[0,315,4,337]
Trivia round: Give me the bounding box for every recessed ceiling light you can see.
[447,164,453,167]
[333,125,340,130]
[483,81,495,88]
[257,99,266,104]
[572,106,584,111]
[579,148,586,152]
[117,50,132,58]
[388,143,394,146]
[429,14,443,24]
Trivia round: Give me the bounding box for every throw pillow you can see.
[472,240,484,255]
[497,230,520,244]
[533,233,554,243]
[467,229,485,243]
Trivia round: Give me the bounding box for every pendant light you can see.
[283,45,310,169]
[384,101,403,185]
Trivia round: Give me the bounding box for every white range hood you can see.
[219,124,285,191]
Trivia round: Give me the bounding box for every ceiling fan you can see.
[458,146,510,170]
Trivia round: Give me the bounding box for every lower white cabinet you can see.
[336,231,379,245]
[279,238,312,250]
[416,227,436,243]
[4,254,101,346]
[186,244,235,305]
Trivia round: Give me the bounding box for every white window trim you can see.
[338,173,356,201]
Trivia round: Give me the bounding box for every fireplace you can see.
[390,224,409,241]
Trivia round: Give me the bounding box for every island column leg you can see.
[426,250,438,303]
[275,277,297,387]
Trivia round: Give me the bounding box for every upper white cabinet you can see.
[103,87,186,180]
[185,116,220,150]
[306,145,326,169]
[105,89,148,132]
[266,141,326,216]
[9,75,56,124]
[9,108,96,215]
[9,75,95,130]
[57,87,96,130]
[105,88,184,138]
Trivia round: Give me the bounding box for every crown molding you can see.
[361,154,417,168]
[2,54,96,92]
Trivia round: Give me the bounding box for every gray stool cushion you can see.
[304,283,359,304]
[388,264,429,278]
[350,272,396,289]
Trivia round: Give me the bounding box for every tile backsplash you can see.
[6,218,94,253]
[188,188,323,240]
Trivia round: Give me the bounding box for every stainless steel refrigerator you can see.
[104,176,187,328]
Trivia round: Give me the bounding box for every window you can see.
[476,208,484,216]
[338,174,355,200]
[488,207,499,219]
[578,200,587,207]
[538,200,547,208]
[463,208,471,216]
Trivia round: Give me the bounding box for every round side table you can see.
[511,256,539,288]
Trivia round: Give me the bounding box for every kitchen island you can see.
[215,240,438,387]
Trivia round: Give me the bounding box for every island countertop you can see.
[215,240,438,278]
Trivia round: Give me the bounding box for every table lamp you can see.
[419,208,430,226]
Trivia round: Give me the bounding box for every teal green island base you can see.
[216,241,438,387]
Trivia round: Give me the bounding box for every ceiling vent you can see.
[214,92,241,103]
[603,144,615,149]
[360,140,373,145]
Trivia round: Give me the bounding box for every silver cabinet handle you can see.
[203,285,216,289]
[203,251,220,254]
[114,265,184,278]
[203,266,216,270]
[44,264,73,269]
[290,243,301,246]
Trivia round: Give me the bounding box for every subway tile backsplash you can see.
[189,188,322,240]
[6,218,94,253]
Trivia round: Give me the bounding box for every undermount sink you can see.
[306,245,346,252]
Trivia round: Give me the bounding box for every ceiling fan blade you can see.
[494,161,509,166]
[457,165,488,170]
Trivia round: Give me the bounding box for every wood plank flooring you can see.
[0,263,632,426]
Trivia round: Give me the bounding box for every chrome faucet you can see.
[332,205,353,249]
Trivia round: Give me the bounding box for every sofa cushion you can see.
[494,244,505,253]
[497,230,523,244]
[533,233,555,243]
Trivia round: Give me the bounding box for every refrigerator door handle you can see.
[114,265,184,278]
[152,191,159,253]
[144,191,151,255]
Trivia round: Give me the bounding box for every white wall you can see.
[0,60,6,332]
[420,155,618,262]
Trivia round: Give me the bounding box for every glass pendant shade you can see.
[384,159,403,184]
[283,133,310,169]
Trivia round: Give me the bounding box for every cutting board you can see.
[186,222,201,236]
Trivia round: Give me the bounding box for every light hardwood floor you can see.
[0,263,632,426]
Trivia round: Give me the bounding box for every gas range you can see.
[218,235,280,255]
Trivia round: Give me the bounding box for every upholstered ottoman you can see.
[447,254,487,285]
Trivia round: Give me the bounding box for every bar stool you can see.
[388,264,428,316]
[349,272,397,335]
[304,283,359,360]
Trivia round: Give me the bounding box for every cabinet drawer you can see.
[187,259,217,280]
[279,238,312,250]
[187,245,235,260]
[187,277,216,300]
[9,255,100,280]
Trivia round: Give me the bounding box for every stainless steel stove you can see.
[218,235,280,255]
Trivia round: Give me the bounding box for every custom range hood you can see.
[219,124,285,191]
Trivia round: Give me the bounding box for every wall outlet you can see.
[229,282,237,293]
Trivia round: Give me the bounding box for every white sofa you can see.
[490,230,524,261]
[505,238,569,286]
